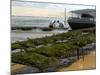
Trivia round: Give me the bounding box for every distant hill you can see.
[70,9,96,18]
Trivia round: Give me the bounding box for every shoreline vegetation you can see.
[11,27,96,74]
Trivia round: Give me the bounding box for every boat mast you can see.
[64,8,66,26]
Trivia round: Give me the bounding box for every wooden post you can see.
[82,48,84,61]
[77,49,80,60]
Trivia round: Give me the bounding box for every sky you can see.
[12,0,95,17]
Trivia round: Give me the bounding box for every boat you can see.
[67,13,96,30]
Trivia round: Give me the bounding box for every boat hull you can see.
[68,18,96,29]
[68,22,95,29]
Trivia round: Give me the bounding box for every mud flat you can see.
[11,63,39,74]
[58,50,96,71]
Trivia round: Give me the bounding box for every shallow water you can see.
[11,29,68,43]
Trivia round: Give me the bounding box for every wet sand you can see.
[11,63,27,73]
[58,50,96,71]
[11,63,39,74]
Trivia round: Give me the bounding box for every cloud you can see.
[12,0,95,10]
[12,7,66,17]
[12,0,95,16]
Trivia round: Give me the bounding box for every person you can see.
[53,20,59,28]
[59,21,64,28]
[57,20,59,23]
[49,20,56,28]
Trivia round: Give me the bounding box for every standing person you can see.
[49,20,56,28]
[59,21,64,28]
[54,20,60,28]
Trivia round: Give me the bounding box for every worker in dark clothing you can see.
[49,20,56,28]
[59,21,64,28]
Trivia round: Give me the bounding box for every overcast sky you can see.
[12,0,95,17]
